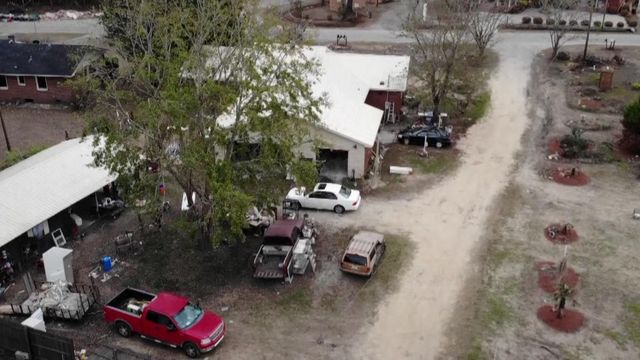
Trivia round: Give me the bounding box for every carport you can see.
[0,136,116,271]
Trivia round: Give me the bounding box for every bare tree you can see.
[468,6,504,57]
[405,0,469,121]
[544,0,579,59]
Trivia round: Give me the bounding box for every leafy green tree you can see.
[82,0,322,248]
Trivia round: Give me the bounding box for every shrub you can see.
[623,98,640,135]
[604,21,613,27]
[522,16,531,24]
[620,9,629,17]
[559,19,567,26]
[633,82,640,90]
[617,21,625,28]
[628,19,638,27]
[533,17,543,24]
[593,20,602,27]
[560,128,590,158]
[581,19,590,26]
[546,18,555,25]
[556,51,570,61]
[569,19,578,26]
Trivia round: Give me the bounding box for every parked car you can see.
[396,126,452,148]
[104,288,225,358]
[339,231,386,277]
[286,183,361,214]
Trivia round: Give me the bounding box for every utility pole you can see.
[583,1,595,63]
[601,0,608,27]
[0,107,12,152]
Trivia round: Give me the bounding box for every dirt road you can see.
[313,34,638,359]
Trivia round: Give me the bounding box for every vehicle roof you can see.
[147,292,189,316]
[314,182,342,192]
[345,231,384,257]
[264,218,304,238]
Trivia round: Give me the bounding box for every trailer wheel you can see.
[184,342,200,358]
[116,321,131,337]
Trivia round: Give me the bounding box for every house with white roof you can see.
[296,46,410,180]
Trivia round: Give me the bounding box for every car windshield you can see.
[344,254,367,266]
[173,303,203,329]
[339,186,351,197]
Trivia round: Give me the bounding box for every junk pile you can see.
[0,281,94,320]
[0,10,103,22]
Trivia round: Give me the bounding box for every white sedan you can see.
[286,183,361,214]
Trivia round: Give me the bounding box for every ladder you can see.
[384,101,396,124]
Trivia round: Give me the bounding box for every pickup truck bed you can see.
[106,288,154,316]
[253,245,292,279]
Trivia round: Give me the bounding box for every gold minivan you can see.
[339,231,386,277]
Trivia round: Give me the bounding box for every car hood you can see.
[183,311,224,339]
[286,187,304,198]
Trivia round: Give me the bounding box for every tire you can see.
[403,138,410,145]
[116,321,131,338]
[435,141,443,149]
[334,205,345,214]
[183,342,200,358]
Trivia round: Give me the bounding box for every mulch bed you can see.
[550,167,590,186]
[537,305,585,333]
[536,261,580,293]
[543,223,579,244]
[578,97,603,111]
[548,137,563,156]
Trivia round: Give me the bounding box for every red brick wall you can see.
[364,90,403,117]
[0,75,75,104]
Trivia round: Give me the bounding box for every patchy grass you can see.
[360,233,415,300]
[465,342,486,360]
[482,295,514,330]
[275,289,312,313]
[624,302,640,346]
[469,91,492,123]
[408,152,458,174]
[604,329,627,347]
[0,144,48,170]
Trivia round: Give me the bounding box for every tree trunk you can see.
[432,94,440,127]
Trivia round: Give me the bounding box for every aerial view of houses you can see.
[0,0,640,359]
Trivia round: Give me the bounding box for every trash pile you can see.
[20,281,91,319]
[41,10,103,21]
[0,10,103,22]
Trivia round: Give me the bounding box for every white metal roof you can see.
[0,136,116,247]
[305,46,410,147]
[216,46,410,148]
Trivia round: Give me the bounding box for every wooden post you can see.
[0,108,11,152]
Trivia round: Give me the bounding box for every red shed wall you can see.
[364,90,403,116]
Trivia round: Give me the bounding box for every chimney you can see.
[8,35,15,44]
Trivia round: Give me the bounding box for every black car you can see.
[397,126,452,148]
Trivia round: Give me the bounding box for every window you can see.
[339,186,351,198]
[344,254,367,266]
[308,192,323,199]
[174,304,203,329]
[36,76,48,91]
[147,311,173,327]
[0,76,7,90]
[324,192,337,200]
[17,76,25,86]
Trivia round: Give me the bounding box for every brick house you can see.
[0,40,88,104]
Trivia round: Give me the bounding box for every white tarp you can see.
[0,136,116,247]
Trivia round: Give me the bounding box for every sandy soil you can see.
[461,47,640,359]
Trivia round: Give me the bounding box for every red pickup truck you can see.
[103,288,225,358]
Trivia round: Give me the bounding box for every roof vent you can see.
[8,35,15,44]
[28,56,33,63]
[379,81,385,85]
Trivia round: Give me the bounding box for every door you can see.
[320,192,338,210]
[306,192,324,209]
[145,311,179,345]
